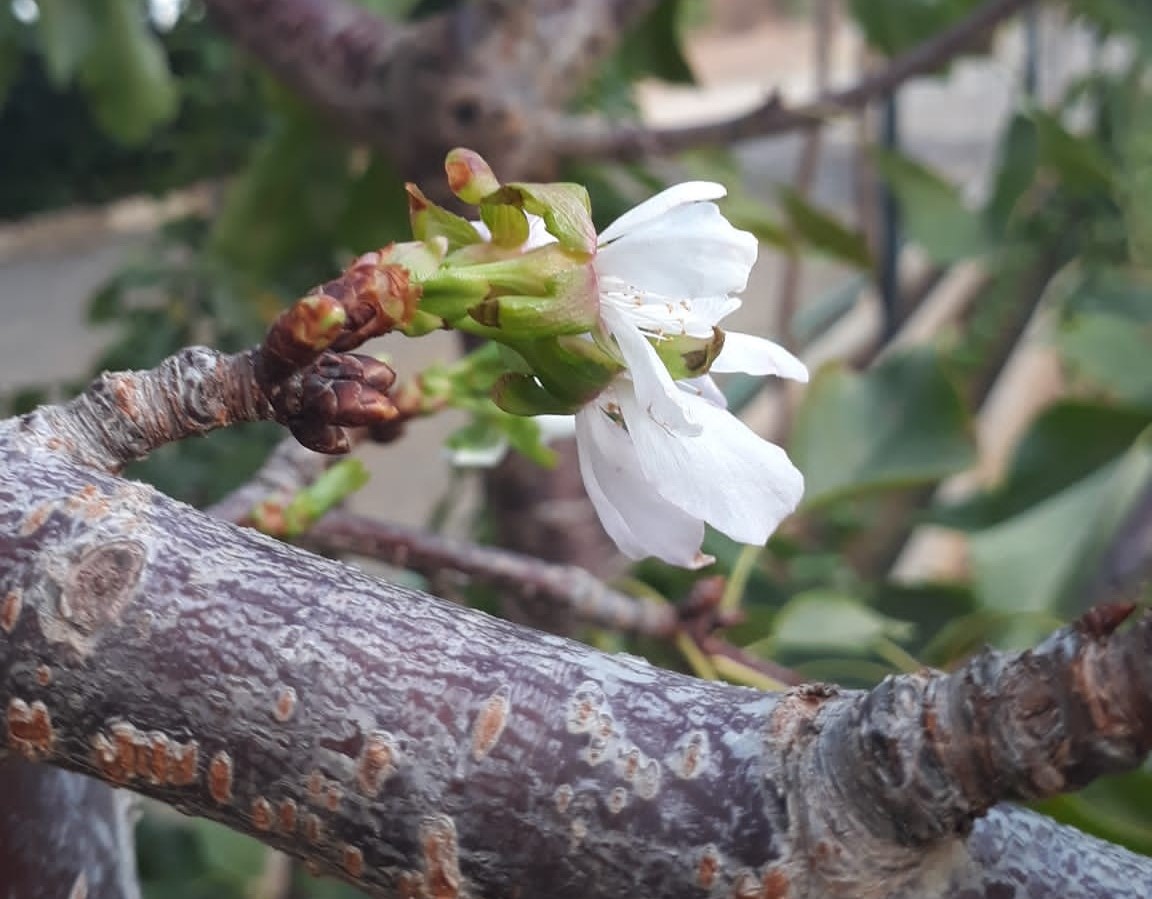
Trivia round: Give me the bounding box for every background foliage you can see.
[2,0,1151,894]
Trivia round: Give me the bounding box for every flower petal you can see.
[619,387,804,545]
[470,214,557,250]
[601,303,701,436]
[600,286,741,339]
[678,375,728,409]
[598,181,728,245]
[711,332,809,382]
[596,201,758,299]
[575,402,710,567]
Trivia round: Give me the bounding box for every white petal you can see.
[471,220,492,241]
[601,286,741,339]
[596,201,758,299]
[598,181,728,245]
[535,413,577,442]
[619,387,804,545]
[575,403,710,567]
[678,375,728,409]
[447,439,508,468]
[601,303,701,436]
[711,332,810,382]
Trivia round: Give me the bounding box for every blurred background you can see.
[1,0,1150,895]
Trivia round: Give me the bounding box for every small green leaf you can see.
[760,590,914,655]
[779,189,872,270]
[1031,108,1114,195]
[35,0,96,85]
[969,428,1152,643]
[1058,315,1152,409]
[873,150,989,262]
[497,182,596,255]
[791,348,977,507]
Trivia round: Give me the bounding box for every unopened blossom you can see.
[473,183,807,567]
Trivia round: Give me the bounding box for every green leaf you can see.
[1119,77,1152,267]
[79,0,178,144]
[969,428,1152,642]
[779,189,872,270]
[1036,769,1152,857]
[792,276,866,345]
[335,153,411,252]
[756,590,914,656]
[1059,315,1152,409]
[983,113,1039,236]
[1061,266,1152,323]
[850,0,985,56]
[192,819,266,886]
[791,348,977,507]
[937,402,1152,530]
[1031,108,1114,195]
[36,0,96,85]
[873,150,989,262]
[0,4,24,109]
[611,0,694,85]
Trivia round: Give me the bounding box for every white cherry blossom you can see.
[471,183,808,567]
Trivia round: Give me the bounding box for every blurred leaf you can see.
[849,0,984,56]
[1068,0,1152,54]
[193,819,265,885]
[1119,77,1152,267]
[779,189,871,269]
[1036,769,1152,856]
[1059,315,1152,408]
[209,96,351,281]
[1032,108,1114,196]
[80,0,178,144]
[0,4,23,109]
[873,149,989,262]
[792,348,977,507]
[984,113,1039,236]
[758,590,914,655]
[612,0,694,85]
[937,402,1152,530]
[969,428,1152,640]
[791,276,866,346]
[36,0,96,85]
[1061,266,1152,323]
[335,152,411,251]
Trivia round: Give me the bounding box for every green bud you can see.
[399,309,449,337]
[445,148,502,204]
[465,263,598,338]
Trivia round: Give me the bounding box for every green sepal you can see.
[467,263,599,337]
[485,182,596,255]
[654,329,726,380]
[493,374,584,416]
[417,273,492,321]
[385,239,447,282]
[512,335,621,405]
[480,203,530,248]
[406,183,482,249]
[399,309,449,337]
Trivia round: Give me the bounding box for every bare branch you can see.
[550,0,1037,160]
[302,510,679,638]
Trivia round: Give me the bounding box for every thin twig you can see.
[302,511,681,638]
[552,0,1035,160]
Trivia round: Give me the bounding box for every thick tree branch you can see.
[2,405,1152,895]
[550,0,1037,160]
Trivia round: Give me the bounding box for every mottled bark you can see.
[3,418,1152,897]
